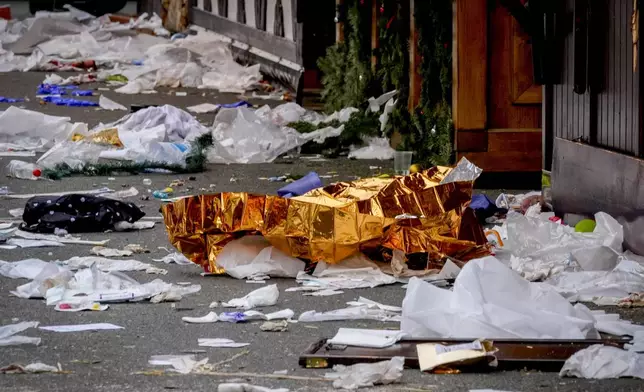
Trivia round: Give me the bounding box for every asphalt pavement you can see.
[0,71,643,392]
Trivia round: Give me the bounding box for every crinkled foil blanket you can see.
[162,165,490,274]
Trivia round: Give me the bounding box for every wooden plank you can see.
[511,18,542,104]
[487,2,541,128]
[456,130,488,152]
[487,129,542,153]
[371,0,379,71]
[190,7,299,63]
[453,0,487,130]
[408,0,421,109]
[458,150,542,172]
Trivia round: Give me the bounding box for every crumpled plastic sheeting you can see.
[504,212,624,281]
[545,258,644,304]
[209,107,343,164]
[348,137,396,160]
[295,254,396,291]
[325,357,404,390]
[216,236,305,280]
[6,258,199,305]
[0,321,41,347]
[401,257,614,339]
[559,345,644,379]
[0,107,85,152]
[299,298,402,323]
[218,383,289,392]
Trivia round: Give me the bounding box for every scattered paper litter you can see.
[12,230,110,246]
[401,256,644,339]
[217,384,289,392]
[559,345,644,379]
[0,321,41,347]
[99,95,128,111]
[260,320,289,332]
[222,284,279,310]
[299,306,401,323]
[39,323,123,332]
[153,252,194,265]
[295,254,396,291]
[54,301,108,312]
[91,246,133,257]
[114,220,155,231]
[545,258,644,304]
[503,212,624,281]
[325,357,404,390]
[187,309,295,324]
[328,328,408,349]
[198,338,250,348]
[0,187,114,199]
[60,256,167,275]
[0,362,61,374]
[182,312,219,324]
[303,289,344,297]
[187,103,220,113]
[149,355,209,374]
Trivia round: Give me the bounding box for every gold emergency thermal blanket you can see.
[162,159,489,273]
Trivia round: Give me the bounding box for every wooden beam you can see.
[371,0,379,72]
[408,0,421,110]
[336,0,345,43]
[453,0,488,130]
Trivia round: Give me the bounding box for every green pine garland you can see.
[318,0,376,113]
[289,110,381,156]
[42,133,215,180]
[317,0,454,167]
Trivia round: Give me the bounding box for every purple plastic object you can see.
[277,172,322,198]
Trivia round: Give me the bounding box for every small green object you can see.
[106,74,128,83]
[575,219,597,233]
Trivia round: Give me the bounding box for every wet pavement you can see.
[0,71,642,392]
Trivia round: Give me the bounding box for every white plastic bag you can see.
[222,284,279,310]
[216,236,305,280]
[559,345,644,379]
[325,357,404,390]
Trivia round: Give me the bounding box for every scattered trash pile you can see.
[1,91,399,180]
[0,6,261,92]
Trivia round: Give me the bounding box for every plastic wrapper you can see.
[0,321,41,347]
[559,345,644,379]
[504,211,624,281]
[348,137,396,160]
[439,157,483,184]
[162,164,489,273]
[0,106,82,151]
[221,284,279,310]
[324,356,404,390]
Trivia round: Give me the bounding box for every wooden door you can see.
[453,0,542,172]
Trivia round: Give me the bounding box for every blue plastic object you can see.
[71,90,93,97]
[219,101,252,109]
[132,60,144,66]
[152,191,169,199]
[0,97,24,103]
[42,96,99,107]
[277,172,322,198]
[37,84,79,95]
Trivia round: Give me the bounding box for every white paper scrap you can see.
[39,323,123,332]
[198,338,250,348]
[99,95,128,111]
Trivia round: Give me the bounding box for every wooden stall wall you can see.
[453,0,542,173]
[548,0,640,163]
